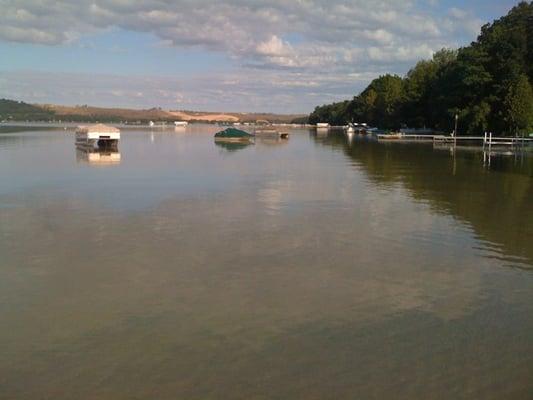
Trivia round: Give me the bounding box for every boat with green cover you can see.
[214,128,254,142]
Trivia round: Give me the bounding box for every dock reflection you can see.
[310,130,533,266]
[433,142,532,168]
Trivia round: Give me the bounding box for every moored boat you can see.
[254,128,289,139]
[214,127,254,142]
[377,132,403,140]
[75,124,120,149]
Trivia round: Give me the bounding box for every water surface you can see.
[1,125,532,399]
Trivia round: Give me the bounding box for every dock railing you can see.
[433,133,533,147]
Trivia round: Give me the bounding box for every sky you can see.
[0,0,520,113]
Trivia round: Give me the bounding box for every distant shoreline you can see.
[0,99,308,125]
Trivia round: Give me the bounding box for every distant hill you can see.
[0,99,55,121]
[0,99,305,124]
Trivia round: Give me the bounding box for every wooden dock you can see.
[433,133,533,147]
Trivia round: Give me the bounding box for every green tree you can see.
[308,2,533,135]
[348,75,404,129]
[505,74,533,136]
[432,48,458,66]
[308,100,350,126]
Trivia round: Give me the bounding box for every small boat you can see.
[75,124,120,149]
[214,127,254,142]
[255,128,289,139]
[316,123,330,128]
[174,121,188,127]
[377,132,403,140]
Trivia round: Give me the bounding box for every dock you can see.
[433,133,533,147]
[374,132,533,147]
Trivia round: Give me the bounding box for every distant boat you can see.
[254,128,289,139]
[214,128,254,142]
[351,123,373,134]
[174,121,188,127]
[75,124,120,149]
[149,121,155,127]
[316,123,330,128]
[377,132,403,140]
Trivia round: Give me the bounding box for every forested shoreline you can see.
[309,2,533,136]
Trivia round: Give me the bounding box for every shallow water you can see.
[1,125,532,399]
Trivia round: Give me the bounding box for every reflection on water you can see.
[76,147,121,165]
[214,140,254,152]
[0,125,532,399]
[432,142,533,169]
[312,132,533,266]
[256,136,289,146]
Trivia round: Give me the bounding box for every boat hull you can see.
[214,137,254,143]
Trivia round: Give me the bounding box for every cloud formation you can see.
[0,0,482,69]
[0,0,488,111]
[0,69,375,113]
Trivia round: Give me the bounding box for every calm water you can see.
[1,125,532,399]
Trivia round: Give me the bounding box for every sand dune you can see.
[40,104,304,123]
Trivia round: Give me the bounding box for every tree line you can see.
[0,99,55,121]
[309,2,533,136]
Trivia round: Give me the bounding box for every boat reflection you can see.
[214,141,254,152]
[76,147,121,165]
[256,137,289,146]
[345,129,355,146]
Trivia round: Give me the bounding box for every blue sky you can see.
[0,0,521,113]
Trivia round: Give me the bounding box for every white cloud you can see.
[256,35,292,57]
[0,0,481,69]
[0,0,489,112]
[449,7,468,19]
[0,69,371,113]
[362,29,394,45]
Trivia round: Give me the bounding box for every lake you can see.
[1,125,532,399]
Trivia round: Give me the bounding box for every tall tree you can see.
[308,2,533,136]
[505,74,533,136]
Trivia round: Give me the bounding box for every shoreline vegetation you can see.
[309,2,533,137]
[0,100,308,125]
